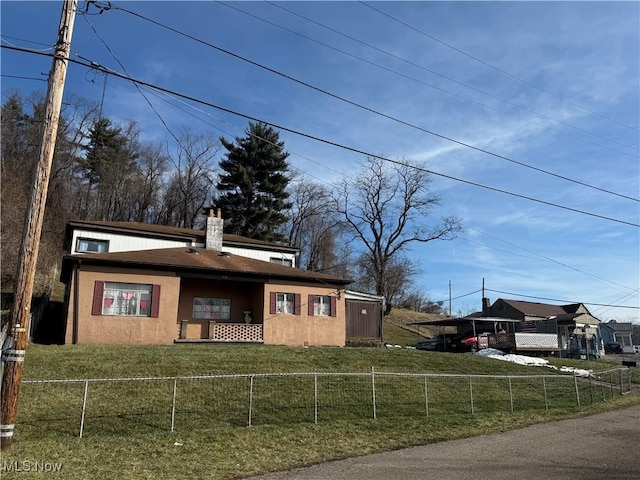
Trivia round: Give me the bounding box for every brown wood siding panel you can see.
[346,300,381,339]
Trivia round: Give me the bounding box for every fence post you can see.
[610,371,614,398]
[508,377,514,412]
[371,367,377,420]
[469,376,475,415]
[424,376,429,417]
[542,377,548,411]
[248,375,254,427]
[619,368,623,395]
[79,380,89,438]
[574,372,581,409]
[314,374,318,425]
[170,378,178,432]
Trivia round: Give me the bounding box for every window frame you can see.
[308,294,337,317]
[192,297,232,321]
[92,281,160,318]
[76,237,109,253]
[269,257,293,267]
[269,292,301,315]
[313,295,332,316]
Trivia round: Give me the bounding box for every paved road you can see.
[246,404,640,480]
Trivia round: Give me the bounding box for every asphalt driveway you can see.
[245,404,640,480]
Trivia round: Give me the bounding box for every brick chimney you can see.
[482,297,491,317]
[205,208,224,250]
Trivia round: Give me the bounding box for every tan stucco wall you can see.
[63,266,346,347]
[64,266,180,344]
[263,283,346,347]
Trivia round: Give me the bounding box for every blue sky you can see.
[2,1,639,322]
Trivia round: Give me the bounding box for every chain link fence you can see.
[18,367,632,438]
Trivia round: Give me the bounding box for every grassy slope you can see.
[5,328,639,480]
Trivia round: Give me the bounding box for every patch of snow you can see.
[476,350,594,377]
[487,354,550,367]
[559,366,593,377]
[475,348,505,357]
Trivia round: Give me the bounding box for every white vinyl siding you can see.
[71,230,192,254]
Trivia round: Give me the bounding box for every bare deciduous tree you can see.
[334,156,462,313]
[134,142,169,223]
[158,131,219,229]
[285,177,346,275]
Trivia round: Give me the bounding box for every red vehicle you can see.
[458,335,480,352]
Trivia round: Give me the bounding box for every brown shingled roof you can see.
[499,299,583,317]
[61,246,350,286]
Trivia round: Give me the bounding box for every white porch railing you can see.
[211,323,263,343]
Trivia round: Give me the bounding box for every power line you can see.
[103,3,639,204]
[141,86,345,184]
[260,1,638,156]
[433,288,482,305]
[1,74,47,82]
[485,288,639,309]
[4,44,639,229]
[359,1,640,135]
[468,227,637,294]
[0,35,54,52]
[78,10,185,159]
[592,290,640,319]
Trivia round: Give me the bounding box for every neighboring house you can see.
[60,210,352,347]
[604,320,635,353]
[482,298,603,358]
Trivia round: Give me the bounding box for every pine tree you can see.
[79,118,140,221]
[217,122,291,242]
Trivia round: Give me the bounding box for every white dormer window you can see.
[76,237,109,253]
[270,257,293,267]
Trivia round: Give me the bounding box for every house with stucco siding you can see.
[60,210,352,347]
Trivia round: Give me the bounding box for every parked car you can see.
[605,342,623,354]
[416,334,462,352]
[457,335,480,353]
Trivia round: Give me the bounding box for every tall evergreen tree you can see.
[217,122,291,242]
[79,118,140,221]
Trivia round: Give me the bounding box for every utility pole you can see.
[0,0,77,450]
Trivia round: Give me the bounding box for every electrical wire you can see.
[484,288,639,309]
[260,1,638,156]
[4,44,638,228]
[103,3,640,204]
[78,10,185,164]
[1,74,47,82]
[138,85,345,185]
[4,43,637,313]
[0,35,54,52]
[468,227,638,294]
[359,1,640,135]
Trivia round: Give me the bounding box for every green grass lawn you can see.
[3,343,638,480]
